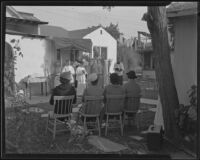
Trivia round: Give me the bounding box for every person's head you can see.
[126,70,137,80]
[88,73,98,86]
[110,73,120,85]
[60,71,72,84]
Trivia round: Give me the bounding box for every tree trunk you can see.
[143,7,181,144]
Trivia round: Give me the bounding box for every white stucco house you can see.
[68,26,117,73]
[5,6,56,95]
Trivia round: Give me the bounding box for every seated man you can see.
[80,73,104,122]
[49,71,77,121]
[82,73,104,101]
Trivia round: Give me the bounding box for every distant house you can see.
[167,2,197,105]
[40,25,92,71]
[68,26,117,73]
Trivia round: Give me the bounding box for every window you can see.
[57,49,60,60]
[100,30,102,35]
[93,46,100,58]
[101,47,107,60]
[93,46,107,60]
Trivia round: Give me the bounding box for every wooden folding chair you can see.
[46,95,74,139]
[78,96,104,136]
[104,95,125,136]
[123,96,141,130]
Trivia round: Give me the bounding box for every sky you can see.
[13,6,149,39]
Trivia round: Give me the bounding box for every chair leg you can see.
[97,117,101,136]
[136,114,140,131]
[123,112,126,128]
[83,117,87,136]
[105,114,109,136]
[53,119,56,140]
[120,114,123,136]
[45,115,49,134]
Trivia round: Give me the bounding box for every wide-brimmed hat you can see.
[60,71,72,80]
[126,70,137,79]
[88,73,98,82]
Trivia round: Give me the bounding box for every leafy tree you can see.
[104,23,123,40]
[142,6,181,144]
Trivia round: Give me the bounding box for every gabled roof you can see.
[68,26,101,39]
[6,6,48,24]
[167,2,198,17]
[40,25,69,38]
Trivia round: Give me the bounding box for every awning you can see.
[53,37,92,53]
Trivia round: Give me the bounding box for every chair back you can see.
[105,95,125,113]
[125,95,141,112]
[53,95,74,115]
[84,96,104,115]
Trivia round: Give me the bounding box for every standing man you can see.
[114,59,124,85]
[62,59,75,85]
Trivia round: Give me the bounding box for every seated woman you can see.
[123,70,141,97]
[101,73,125,123]
[49,71,77,121]
[123,70,141,122]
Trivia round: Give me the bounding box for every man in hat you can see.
[49,71,77,120]
[82,73,104,102]
[123,70,141,98]
[79,73,104,123]
[62,59,75,84]
[114,60,124,85]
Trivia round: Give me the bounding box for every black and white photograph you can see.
[2,1,198,159]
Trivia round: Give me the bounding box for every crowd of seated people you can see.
[49,68,141,126]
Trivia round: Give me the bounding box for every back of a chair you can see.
[105,95,125,113]
[84,96,104,115]
[53,95,74,115]
[125,96,141,112]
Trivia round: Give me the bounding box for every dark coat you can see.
[49,83,77,114]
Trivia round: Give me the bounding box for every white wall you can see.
[170,15,197,105]
[83,27,117,73]
[6,34,56,95]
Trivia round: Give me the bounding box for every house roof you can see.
[53,37,92,53]
[40,25,69,38]
[68,26,100,38]
[167,2,198,17]
[6,29,46,38]
[6,6,48,24]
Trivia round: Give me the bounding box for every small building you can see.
[39,25,92,72]
[68,26,117,73]
[167,2,197,105]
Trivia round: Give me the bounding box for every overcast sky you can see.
[13,6,149,39]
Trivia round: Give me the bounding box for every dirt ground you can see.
[4,102,196,159]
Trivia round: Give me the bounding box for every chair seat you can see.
[123,109,137,113]
[48,111,71,119]
[79,111,99,118]
[105,112,122,115]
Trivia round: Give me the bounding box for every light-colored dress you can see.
[76,66,87,96]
